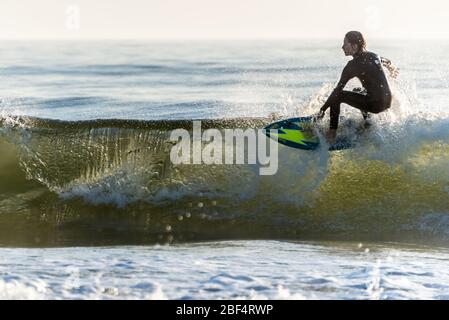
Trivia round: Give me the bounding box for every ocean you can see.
[0,40,449,299]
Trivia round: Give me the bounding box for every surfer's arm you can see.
[319,64,353,114]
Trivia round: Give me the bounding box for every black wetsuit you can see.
[320,51,392,129]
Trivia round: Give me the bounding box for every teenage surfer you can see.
[316,31,399,143]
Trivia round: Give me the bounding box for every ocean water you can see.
[2,241,449,300]
[0,40,449,299]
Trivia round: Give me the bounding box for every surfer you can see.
[316,31,399,142]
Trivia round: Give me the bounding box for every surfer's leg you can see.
[339,91,377,129]
[339,91,369,111]
[351,88,371,121]
[329,91,367,129]
[329,103,340,130]
[341,91,391,114]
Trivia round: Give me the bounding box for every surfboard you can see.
[263,116,355,151]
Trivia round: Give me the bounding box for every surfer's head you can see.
[342,31,366,56]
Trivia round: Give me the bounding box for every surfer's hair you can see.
[345,31,366,52]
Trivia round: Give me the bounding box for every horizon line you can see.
[0,37,447,41]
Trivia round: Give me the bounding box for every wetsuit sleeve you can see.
[320,63,354,113]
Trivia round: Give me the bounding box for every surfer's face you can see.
[342,37,359,56]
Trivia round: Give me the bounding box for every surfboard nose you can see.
[263,117,320,150]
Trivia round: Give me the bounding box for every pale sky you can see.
[0,0,448,40]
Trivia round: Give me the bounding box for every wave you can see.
[0,64,331,78]
[0,109,449,246]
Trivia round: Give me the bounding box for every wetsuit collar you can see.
[353,49,366,59]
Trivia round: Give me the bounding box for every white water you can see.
[1,241,449,300]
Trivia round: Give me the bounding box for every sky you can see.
[0,0,448,40]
